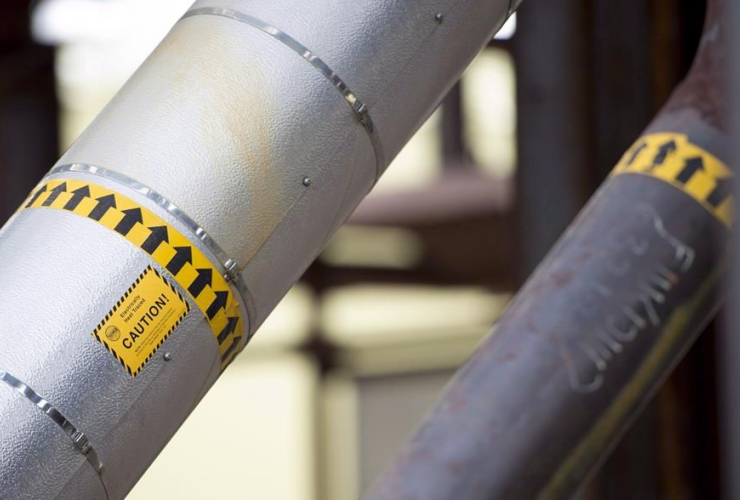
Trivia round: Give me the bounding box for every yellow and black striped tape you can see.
[21,178,244,368]
[612,132,733,226]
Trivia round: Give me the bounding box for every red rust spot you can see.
[500,350,518,362]
[446,391,468,414]
[663,2,727,132]
[551,270,573,287]
[447,461,463,475]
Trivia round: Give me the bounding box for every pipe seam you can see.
[0,370,109,497]
[180,6,387,180]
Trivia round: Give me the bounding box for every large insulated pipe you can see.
[0,1,518,498]
[364,1,730,499]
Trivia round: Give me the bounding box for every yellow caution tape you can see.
[22,179,244,371]
[94,265,190,377]
[611,132,733,226]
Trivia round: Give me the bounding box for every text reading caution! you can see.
[21,177,245,368]
[93,266,190,377]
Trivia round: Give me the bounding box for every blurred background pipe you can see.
[363,1,731,499]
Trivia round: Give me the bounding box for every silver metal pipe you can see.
[0,0,514,498]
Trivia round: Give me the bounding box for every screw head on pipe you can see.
[434,13,444,23]
[163,352,173,362]
[302,176,312,187]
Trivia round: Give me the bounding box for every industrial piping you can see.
[0,1,518,498]
[364,1,731,499]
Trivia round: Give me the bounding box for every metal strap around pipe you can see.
[0,370,107,491]
[181,6,387,180]
[47,163,256,340]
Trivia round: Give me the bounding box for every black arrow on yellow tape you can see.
[166,246,193,275]
[650,140,677,170]
[676,157,704,184]
[88,194,117,221]
[221,335,241,362]
[25,185,46,208]
[42,182,67,207]
[627,141,647,166]
[63,185,91,211]
[188,268,212,297]
[707,177,732,208]
[141,226,169,254]
[217,316,239,345]
[114,208,143,236]
[206,291,229,319]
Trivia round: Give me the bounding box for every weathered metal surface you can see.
[362,1,731,499]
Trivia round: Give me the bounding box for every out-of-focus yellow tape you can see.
[612,132,733,226]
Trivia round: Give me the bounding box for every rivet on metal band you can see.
[0,370,107,488]
[47,163,256,340]
[181,6,387,179]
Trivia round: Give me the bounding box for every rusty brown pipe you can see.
[362,1,730,499]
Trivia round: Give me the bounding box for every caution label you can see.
[21,178,245,368]
[611,133,733,226]
[94,266,189,377]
